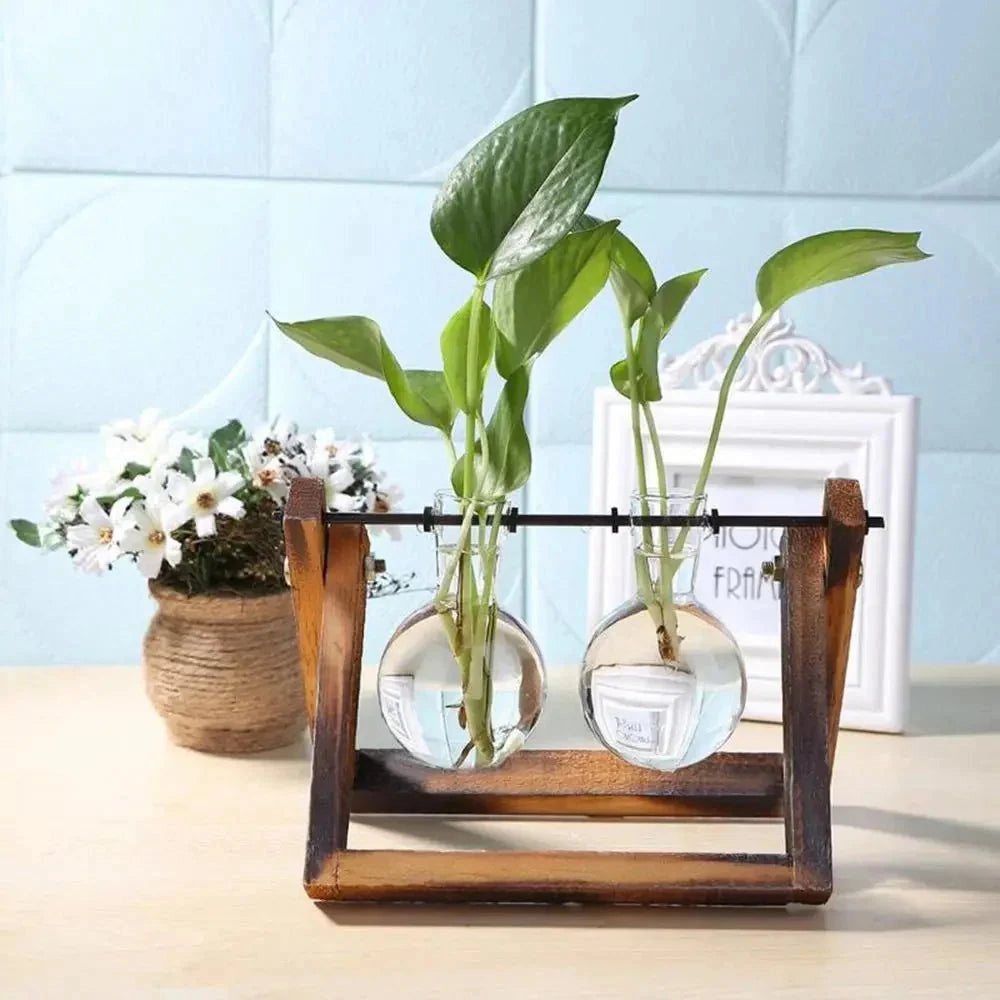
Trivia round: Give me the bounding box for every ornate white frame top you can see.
[659,306,891,395]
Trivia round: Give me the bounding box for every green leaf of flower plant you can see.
[208,418,246,471]
[9,519,41,547]
[440,295,496,415]
[177,448,196,478]
[493,220,618,378]
[609,269,707,402]
[431,96,636,279]
[756,229,931,313]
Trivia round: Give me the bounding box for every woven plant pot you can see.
[143,582,305,754]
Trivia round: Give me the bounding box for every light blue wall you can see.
[1,1,998,666]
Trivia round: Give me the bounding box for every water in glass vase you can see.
[580,492,746,771]
[377,493,545,770]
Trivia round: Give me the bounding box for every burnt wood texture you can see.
[283,477,866,906]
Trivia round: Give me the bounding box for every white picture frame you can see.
[588,310,917,733]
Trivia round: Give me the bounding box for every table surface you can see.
[2,664,998,999]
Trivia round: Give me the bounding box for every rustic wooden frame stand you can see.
[284,477,868,905]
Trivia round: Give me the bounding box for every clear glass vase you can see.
[580,491,746,771]
[377,492,545,770]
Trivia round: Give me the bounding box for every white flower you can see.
[253,417,298,457]
[103,408,165,441]
[123,498,187,578]
[103,408,174,468]
[45,464,86,522]
[355,438,377,470]
[325,465,362,512]
[133,459,173,501]
[169,458,245,538]
[66,496,134,574]
[244,447,289,503]
[370,483,403,539]
[308,428,359,476]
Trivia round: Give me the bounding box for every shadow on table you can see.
[316,897,939,933]
[908,681,1000,736]
[315,811,995,933]
[834,805,999,855]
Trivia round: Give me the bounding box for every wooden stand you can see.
[284,478,867,905]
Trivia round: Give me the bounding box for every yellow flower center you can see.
[264,439,282,456]
[326,444,339,457]
[259,468,277,485]
[374,495,389,513]
[98,527,113,544]
[195,490,215,511]
[148,529,166,546]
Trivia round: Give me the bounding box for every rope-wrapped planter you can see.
[143,583,305,754]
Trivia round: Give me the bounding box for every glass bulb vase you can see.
[581,492,746,771]
[377,492,545,770]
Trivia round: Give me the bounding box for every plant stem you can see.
[622,318,663,639]
[641,400,678,652]
[671,309,773,557]
[463,282,486,499]
[442,432,458,471]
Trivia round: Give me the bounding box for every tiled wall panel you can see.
[8,0,271,176]
[1,1,997,666]
[271,0,533,181]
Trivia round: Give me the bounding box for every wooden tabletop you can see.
[2,664,998,999]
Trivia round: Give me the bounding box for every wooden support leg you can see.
[304,523,369,886]
[822,479,867,762]
[283,478,327,731]
[781,526,832,903]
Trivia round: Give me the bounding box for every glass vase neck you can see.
[432,491,509,598]
[630,490,706,603]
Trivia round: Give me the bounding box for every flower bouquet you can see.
[10,411,402,752]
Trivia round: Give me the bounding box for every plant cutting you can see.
[581,223,930,770]
[271,95,636,769]
[10,411,404,752]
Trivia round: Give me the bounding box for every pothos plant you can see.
[597,221,930,662]
[271,95,636,765]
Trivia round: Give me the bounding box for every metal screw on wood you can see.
[364,555,387,582]
[761,554,785,583]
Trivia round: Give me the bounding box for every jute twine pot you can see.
[143,582,305,753]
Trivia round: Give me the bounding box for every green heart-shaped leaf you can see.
[575,215,656,327]
[271,312,456,434]
[756,229,931,312]
[268,313,385,378]
[483,366,532,495]
[431,96,636,279]
[440,295,496,415]
[610,268,706,402]
[380,346,457,435]
[493,220,618,377]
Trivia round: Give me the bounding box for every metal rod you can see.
[319,510,885,532]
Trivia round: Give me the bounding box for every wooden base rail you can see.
[351,749,785,818]
[284,478,867,906]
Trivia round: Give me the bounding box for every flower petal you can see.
[215,496,245,520]
[194,514,216,538]
[193,458,216,486]
[215,471,244,497]
[137,549,164,578]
